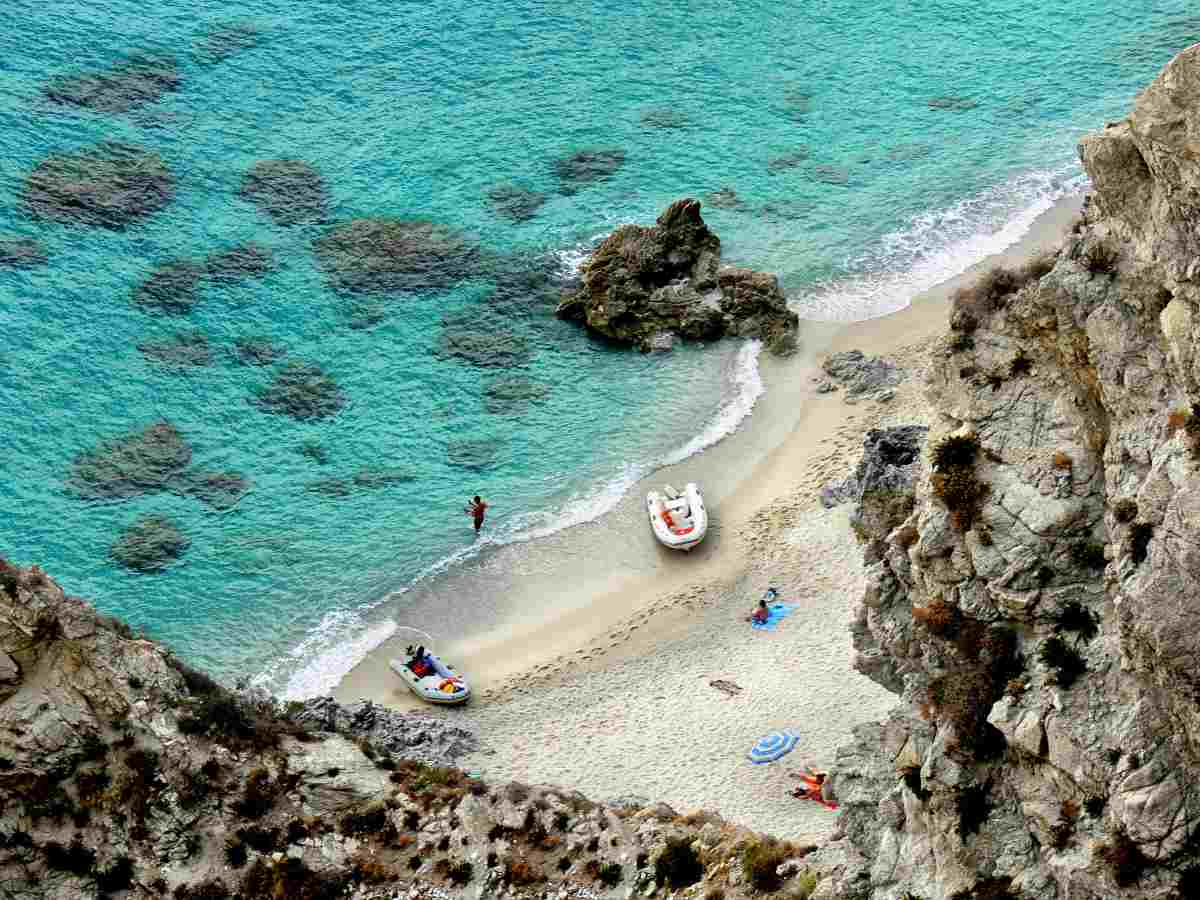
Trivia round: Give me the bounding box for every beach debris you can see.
[709,679,743,697]
[43,54,181,114]
[137,330,214,368]
[552,148,626,194]
[557,198,799,354]
[748,729,801,764]
[0,237,48,269]
[314,217,481,295]
[109,514,190,572]
[250,360,347,421]
[23,142,174,229]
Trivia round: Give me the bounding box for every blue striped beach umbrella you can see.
[747,729,800,764]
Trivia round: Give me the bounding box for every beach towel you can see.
[751,602,797,631]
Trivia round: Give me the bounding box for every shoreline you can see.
[334,191,1083,709]
[332,190,1082,836]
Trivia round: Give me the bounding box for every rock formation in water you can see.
[23,143,174,229]
[313,219,480,295]
[43,56,181,114]
[817,44,1200,900]
[556,199,799,354]
[239,159,329,226]
[0,560,823,899]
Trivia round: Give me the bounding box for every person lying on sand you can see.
[789,767,838,809]
[747,597,769,624]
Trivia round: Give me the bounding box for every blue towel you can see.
[751,602,798,631]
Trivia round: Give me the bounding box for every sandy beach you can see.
[334,193,1084,840]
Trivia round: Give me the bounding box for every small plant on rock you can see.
[1009,349,1033,377]
[1069,542,1106,571]
[505,859,543,886]
[1039,636,1087,688]
[911,599,960,637]
[1084,795,1106,818]
[1097,827,1150,887]
[743,840,787,892]
[1113,498,1138,523]
[899,765,931,802]
[1129,522,1153,566]
[655,837,705,890]
[1054,601,1099,642]
[956,781,993,838]
[43,837,96,874]
[223,838,247,869]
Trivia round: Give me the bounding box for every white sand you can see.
[337,194,1084,841]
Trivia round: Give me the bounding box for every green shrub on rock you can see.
[655,837,704,890]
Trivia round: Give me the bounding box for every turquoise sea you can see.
[1,2,1195,694]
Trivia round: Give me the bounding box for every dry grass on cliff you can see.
[948,251,1057,333]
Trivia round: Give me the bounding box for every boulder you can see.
[556,198,798,353]
[23,143,174,229]
[239,159,329,226]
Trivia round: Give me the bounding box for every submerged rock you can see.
[172,470,251,510]
[131,259,206,314]
[927,95,978,110]
[640,108,692,129]
[447,438,501,470]
[553,148,626,194]
[810,164,851,186]
[23,142,174,229]
[110,515,190,572]
[556,198,798,353]
[767,148,810,174]
[486,183,547,222]
[341,298,387,330]
[0,238,48,269]
[483,376,550,414]
[137,330,213,367]
[68,421,192,501]
[313,218,479,294]
[239,159,329,226]
[44,55,180,113]
[437,315,533,368]
[306,467,414,499]
[251,360,347,420]
[702,187,748,211]
[298,441,329,464]
[234,336,287,366]
[197,21,261,63]
[204,242,276,283]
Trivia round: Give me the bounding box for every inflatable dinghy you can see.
[646,482,708,551]
[389,628,471,705]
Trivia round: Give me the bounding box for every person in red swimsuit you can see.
[790,768,838,809]
[465,495,489,534]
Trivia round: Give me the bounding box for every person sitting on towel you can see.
[748,597,769,624]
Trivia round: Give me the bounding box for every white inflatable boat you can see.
[646,482,708,551]
[388,628,471,705]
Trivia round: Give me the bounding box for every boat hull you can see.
[389,652,471,705]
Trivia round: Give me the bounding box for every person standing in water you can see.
[465,495,489,534]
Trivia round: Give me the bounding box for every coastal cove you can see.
[0,0,1192,701]
[334,195,1084,839]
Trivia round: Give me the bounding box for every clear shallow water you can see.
[0,1,1195,692]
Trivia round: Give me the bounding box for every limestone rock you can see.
[556,199,798,353]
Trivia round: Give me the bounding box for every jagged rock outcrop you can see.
[0,560,826,899]
[556,199,799,353]
[822,43,1200,900]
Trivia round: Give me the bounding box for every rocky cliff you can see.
[0,560,822,899]
[556,199,799,353]
[821,43,1200,900]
